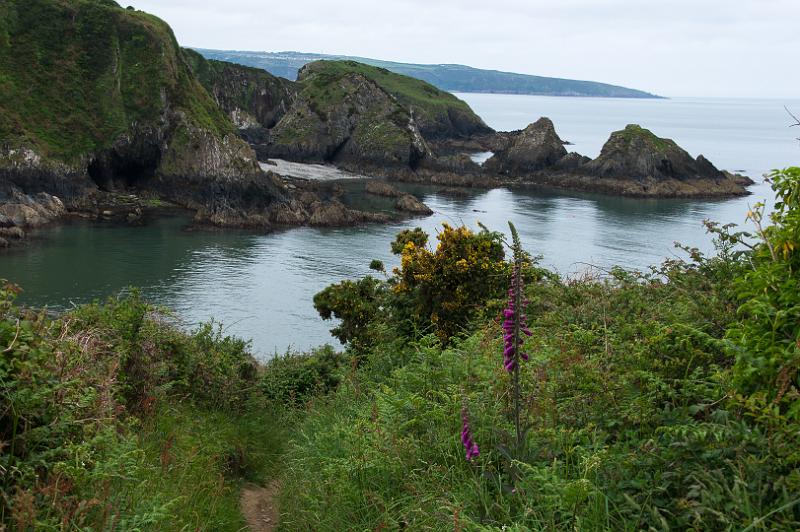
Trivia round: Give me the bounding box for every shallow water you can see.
[1,95,798,357]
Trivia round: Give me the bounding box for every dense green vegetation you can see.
[0,0,233,162]
[279,168,800,530]
[3,167,798,530]
[0,289,292,529]
[196,49,661,99]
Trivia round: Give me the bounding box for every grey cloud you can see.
[130,0,800,98]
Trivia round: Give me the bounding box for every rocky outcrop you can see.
[0,184,66,246]
[484,118,568,174]
[257,60,497,169]
[290,60,492,142]
[264,65,431,168]
[562,125,754,196]
[487,124,754,198]
[365,181,433,215]
[583,125,734,183]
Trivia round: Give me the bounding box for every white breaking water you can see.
[469,151,494,166]
[260,159,370,181]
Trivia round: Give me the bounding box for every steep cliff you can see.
[183,48,297,131]
[0,0,282,214]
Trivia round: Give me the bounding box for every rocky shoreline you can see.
[0,0,754,249]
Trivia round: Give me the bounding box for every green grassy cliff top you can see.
[0,0,233,162]
[298,60,492,139]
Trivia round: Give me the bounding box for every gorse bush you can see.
[314,223,509,350]
[393,223,507,341]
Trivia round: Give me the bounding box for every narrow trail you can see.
[240,480,281,531]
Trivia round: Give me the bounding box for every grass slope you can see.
[0,0,232,162]
[298,60,492,139]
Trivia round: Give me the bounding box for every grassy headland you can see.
[0,0,233,162]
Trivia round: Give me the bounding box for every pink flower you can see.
[461,406,480,461]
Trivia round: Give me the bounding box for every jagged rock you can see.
[554,152,592,172]
[0,185,66,228]
[484,118,567,174]
[395,194,433,215]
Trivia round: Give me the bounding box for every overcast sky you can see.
[129,0,799,98]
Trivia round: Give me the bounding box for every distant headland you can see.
[194,48,663,99]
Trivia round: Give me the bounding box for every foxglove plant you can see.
[504,222,530,452]
[461,405,480,461]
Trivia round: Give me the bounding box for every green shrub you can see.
[261,345,346,406]
[313,276,386,351]
[0,285,279,529]
[728,167,800,415]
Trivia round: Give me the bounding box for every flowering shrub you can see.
[393,223,507,341]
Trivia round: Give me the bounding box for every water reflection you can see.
[1,94,795,357]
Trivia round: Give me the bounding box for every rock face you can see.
[484,118,568,174]
[286,61,492,142]
[265,62,431,168]
[260,60,494,169]
[184,48,297,131]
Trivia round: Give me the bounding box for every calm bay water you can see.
[1,95,798,356]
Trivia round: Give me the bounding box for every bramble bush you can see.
[728,167,800,415]
[261,345,346,406]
